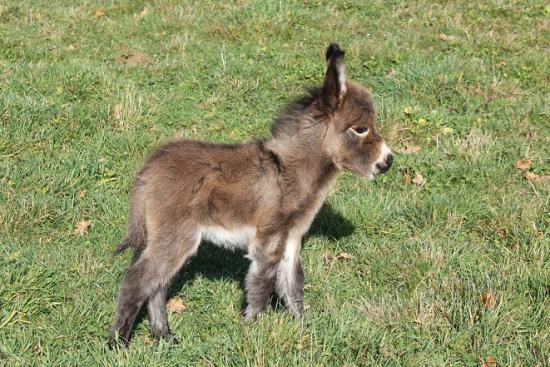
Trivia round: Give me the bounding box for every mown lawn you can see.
[0,0,548,365]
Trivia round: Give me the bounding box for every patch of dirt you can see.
[116,51,153,66]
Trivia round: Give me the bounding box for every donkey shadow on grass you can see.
[129,203,354,334]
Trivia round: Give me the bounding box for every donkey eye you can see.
[350,127,369,136]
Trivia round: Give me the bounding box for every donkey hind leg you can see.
[276,237,304,318]
[110,232,200,346]
[244,259,278,321]
[147,285,177,342]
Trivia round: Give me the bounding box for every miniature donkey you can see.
[110,43,393,346]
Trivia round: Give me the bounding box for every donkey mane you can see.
[270,87,324,139]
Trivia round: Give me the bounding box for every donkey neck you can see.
[264,128,338,195]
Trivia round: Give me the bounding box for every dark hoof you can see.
[164,334,179,345]
[108,335,129,350]
[157,333,179,345]
[243,309,263,323]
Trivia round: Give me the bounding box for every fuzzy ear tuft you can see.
[326,43,345,62]
[322,43,347,108]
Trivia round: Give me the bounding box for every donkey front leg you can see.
[276,236,304,318]
[244,259,278,321]
[147,285,175,342]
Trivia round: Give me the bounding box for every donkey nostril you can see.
[386,154,394,168]
[376,162,389,173]
[376,154,393,174]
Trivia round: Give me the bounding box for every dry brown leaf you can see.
[412,173,425,186]
[65,44,78,51]
[439,33,457,42]
[402,143,421,154]
[322,251,333,263]
[167,297,186,314]
[139,8,149,18]
[116,51,152,66]
[143,335,155,345]
[335,252,354,261]
[93,7,105,17]
[79,190,86,198]
[75,220,91,236]
[482,356,497,367]
[323,251,354,263]
[387,69,397,78]
[403,106,414,115]
[480,293,495,309]
[525,172,538,181]
[515,159,532,170]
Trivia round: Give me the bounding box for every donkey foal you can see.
[110,43,393,346]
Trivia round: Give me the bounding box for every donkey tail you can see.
[115,179,147,254]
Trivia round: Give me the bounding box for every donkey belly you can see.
[201,225,256,250]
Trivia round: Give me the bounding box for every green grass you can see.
[1,0,549,365]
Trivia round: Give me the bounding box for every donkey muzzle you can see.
[375,153,393,173]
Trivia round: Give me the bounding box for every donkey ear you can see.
[321,43,347,108]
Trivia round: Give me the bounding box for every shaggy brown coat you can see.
[110,43,393,346]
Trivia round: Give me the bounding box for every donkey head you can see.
[320,43,393,180]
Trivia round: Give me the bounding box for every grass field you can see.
[1,0,549,365]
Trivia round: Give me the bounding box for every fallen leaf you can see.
[143,335,155,345]
[439,33,458,42]
[75,220,91,236]
[412,173,425,186]
[65,44,78,51]
[442,126,454,135]
[116,51,153,66]
[402,143,421,154]
[79,190,86,198]
[93,7,105,17]
[403,106,414,115]
[480,293,495,309]
[139,7,149,18]
[167,297,186,314]
[335,252,354,261]
[482,356,497,367]
[525,172,538,181]
[515,159,532,170]
[387,69,397,78]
